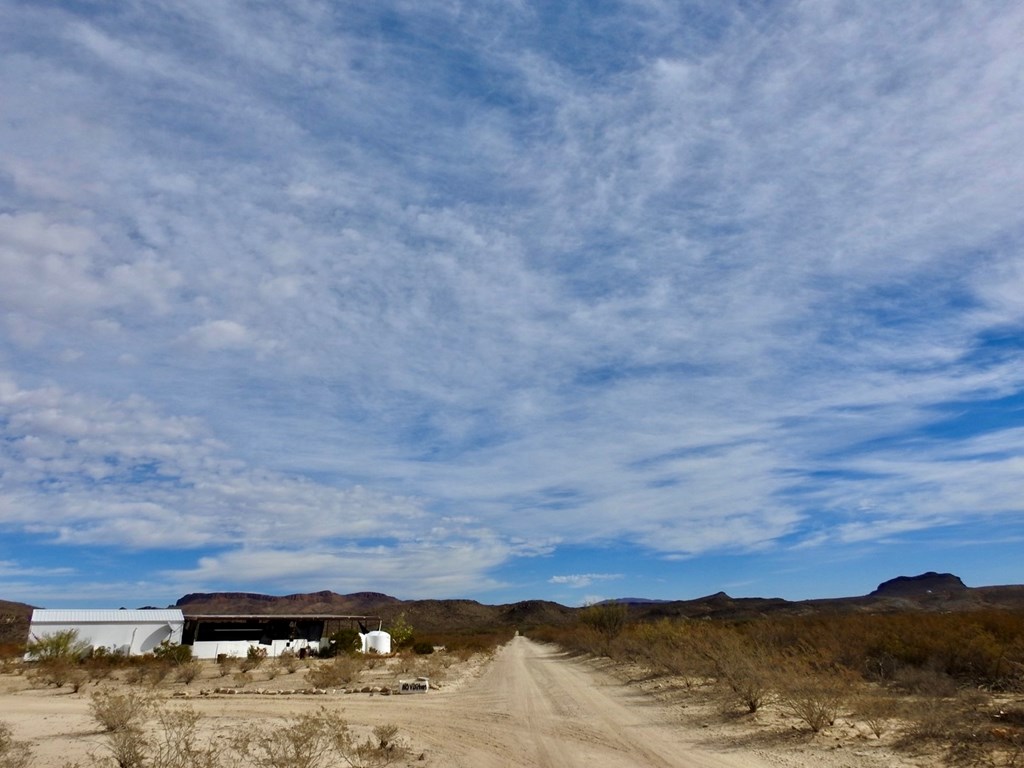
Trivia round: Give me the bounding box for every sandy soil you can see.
[1,636,931,767]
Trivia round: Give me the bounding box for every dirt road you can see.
[3,638,779,768]
[373,636,770,767]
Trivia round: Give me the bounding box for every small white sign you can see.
[397,677,429,694]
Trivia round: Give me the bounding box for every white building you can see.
[28,609,184,656]
[27,609,384,660]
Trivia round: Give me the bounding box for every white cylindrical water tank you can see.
[360,630,392,655]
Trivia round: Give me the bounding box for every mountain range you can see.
[3,572,1024,645]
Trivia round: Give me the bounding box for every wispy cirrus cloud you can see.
[1,1,1024,604]
[549,574,622,589]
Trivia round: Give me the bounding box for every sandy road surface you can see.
[366,636,770,768]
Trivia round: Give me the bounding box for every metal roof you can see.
[31,609,184,624]
[182,614,380,621]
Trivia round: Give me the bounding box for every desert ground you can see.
[2,636,932,767]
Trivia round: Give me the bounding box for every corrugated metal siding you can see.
[31,609,184,624]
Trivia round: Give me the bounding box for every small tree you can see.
[25,630,90,662]
[388,615,414,650]
[241,645,268,672]
[580,603,629,644]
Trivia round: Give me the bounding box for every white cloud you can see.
[549,574,622,589]
[1,2,1024,601]
[185,320,257,352]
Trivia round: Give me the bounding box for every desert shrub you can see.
[278,650,303,674]
[175,661,203,686]
[68,669,89,692]
[89,702,222,768]
[90,689,154,733]
[216,655,236,677]
[580,603,629,641]
[892,665,959,698]
[84,647,127,682]
[412,655,449,686]
[897,691,1016,766]
[372,724,399,751]
[694,630,777,713]
[0,722,31,768]
[630,620,718,682]
[231,708,408,768]
[105,727,149,768]
[240,645,268,672]
[349,726,408,768]
[125,664,149,686]
[232,671,251,688]
[153,642,193,666]
[857,693,899,738]
[404,629,511,661]
[714,611,1024,690]
[118,654,174,686]
[901,693,964,743]
[306,656,360,689]
[28,659,86,689]
[776,665,851,732]
[149,706,223,768]
[26,629,91,662]
[412,642,434,656]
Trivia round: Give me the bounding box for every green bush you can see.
[25,629,90,661]
[153,641,193,665]
[388,614,414,649]
[320,629,360,659]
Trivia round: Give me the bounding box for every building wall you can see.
[28,620,183,656]
[189,637,322,659]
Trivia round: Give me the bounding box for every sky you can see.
[2,1,1024,609]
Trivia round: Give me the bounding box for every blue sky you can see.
[2,1,1024,609]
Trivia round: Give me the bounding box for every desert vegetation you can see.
[13,605,1024,765]
[534,607,1024,765]
[0,610,518,768]
[1,641,439,768]
[2,701,406,768]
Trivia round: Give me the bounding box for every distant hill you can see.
[175,590,574,634]
[0,598,35,646]
[175,590,401,616]
[6,573,1024,647]
[869,571,968,597]
[624,573,1024,622]
[170,573,1024,630]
